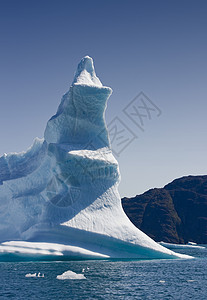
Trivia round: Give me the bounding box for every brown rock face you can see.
[122,175,207,244]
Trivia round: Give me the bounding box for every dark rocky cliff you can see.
[122,175,207,244]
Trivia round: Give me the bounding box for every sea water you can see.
[0,246,206,299]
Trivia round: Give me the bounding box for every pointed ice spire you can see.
[72,56,102,87]
[44,56,112,145]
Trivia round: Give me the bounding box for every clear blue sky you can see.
[0,0,206,197]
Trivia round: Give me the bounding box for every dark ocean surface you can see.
[0,246,206,299]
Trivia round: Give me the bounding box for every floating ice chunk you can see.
[187,280,195,282]
[57,270,86,280]
[25,273,37,278]
[25,272,44,277]
[159,242,205,249]
[187,241,197,246]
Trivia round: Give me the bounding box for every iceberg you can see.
[57,270,86,280]
[0,56,191,260]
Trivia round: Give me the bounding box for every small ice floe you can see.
[187,242,197,246]
[25,273,37,278]
[159,241,205,249]
[56,270,86,280]
[187,280,195,282]
[25,272,44,278]
[159,280,165,283]
[82,266,90,272]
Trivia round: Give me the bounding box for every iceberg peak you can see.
[44,56,112,145]
[73,56,102,87]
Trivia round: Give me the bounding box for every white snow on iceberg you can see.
[0,56,192,260]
